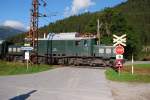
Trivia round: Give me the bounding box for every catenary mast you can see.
[26,0,47,63]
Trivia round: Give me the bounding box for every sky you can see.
[0,0,126,31]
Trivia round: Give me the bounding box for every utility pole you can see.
[97,19,102,45]
[26,0,47,64]
[31,0,39,49]
[132,53,134,75]
[97,19,100,44]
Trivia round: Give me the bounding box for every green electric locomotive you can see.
[37,32,115,66]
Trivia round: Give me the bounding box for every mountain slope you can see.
[0,26,24,39]
[9,0,150,42]
[45,0,150,45]
[114,0,150,45]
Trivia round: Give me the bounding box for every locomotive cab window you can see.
[13,48,17,52]
[84,40,87,46]
[75,41,80,46]
[62,54,66,56]
[106,48,111,54]
[8,48,12,52]
[17,48,21,52]
[53,54,56,56]
[99,48,104,54]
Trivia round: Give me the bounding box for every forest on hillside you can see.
[8,0,150,59]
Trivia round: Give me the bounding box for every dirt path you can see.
[108,81,150,100]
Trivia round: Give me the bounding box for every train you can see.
[0,32,116,67]
[0,40,23,61]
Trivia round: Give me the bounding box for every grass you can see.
[0,61,53,76]
[105,64,150,83]
[129,64,150,68]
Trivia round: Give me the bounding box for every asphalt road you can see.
[0,67,113,100]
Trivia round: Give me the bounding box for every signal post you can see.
[113,34,126,74]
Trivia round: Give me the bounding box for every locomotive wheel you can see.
[30,54,38,64]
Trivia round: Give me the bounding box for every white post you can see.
[119,67,121,76]
[132,54,134,75]
[97,19,100,44]
[27,59,29,71]
[44,33,46,39]
[25,51,29,71]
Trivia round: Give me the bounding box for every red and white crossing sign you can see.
[115,59,123,68]
[115,45,124,54]
[113,34,126,46]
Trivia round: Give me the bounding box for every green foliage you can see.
[6,33,26,45]
[116,0,150,45]
[125,29,142,59]
[100,36,112,45]
[39,12,94,34]
[0,61,53,75]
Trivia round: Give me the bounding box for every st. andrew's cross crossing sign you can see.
[113,34,126,46]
